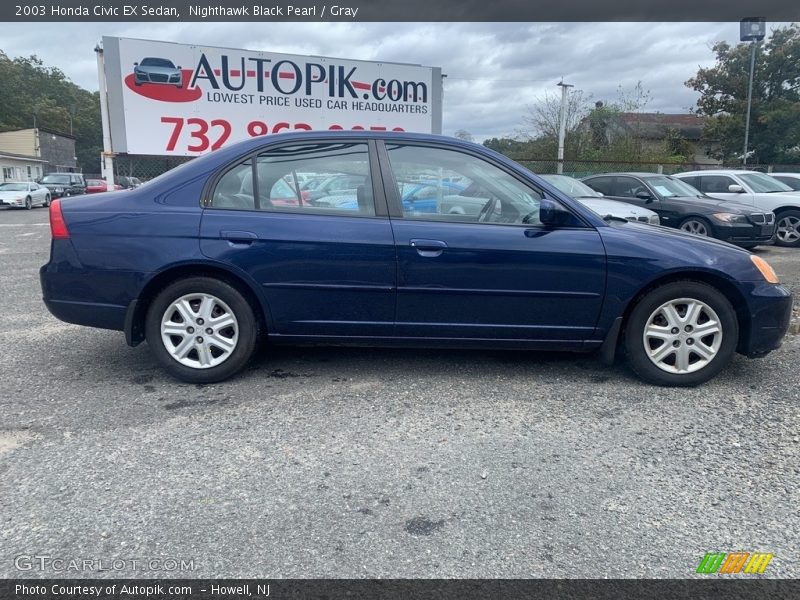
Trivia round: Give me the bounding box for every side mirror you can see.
[133,62,139,66]
[539,198,576,227]
[635,190,653,201]
[177,65,182,69]
[728,184,745,193]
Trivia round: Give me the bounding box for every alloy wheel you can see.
[160,293,239,369]
[777,215,800,244]
[680,220,708,236]
[642,298,723,374]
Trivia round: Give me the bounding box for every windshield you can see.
[0,183,27,191]
[41,175,70,184]
[643,176,701,198]
[739,173,793,193]
[541,175,602,197]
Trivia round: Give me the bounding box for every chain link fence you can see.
[513,158,800,178]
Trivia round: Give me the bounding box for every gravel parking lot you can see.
[1,205,798,578]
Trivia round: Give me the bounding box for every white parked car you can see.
[540,174,660,224]
[0,181,51,209]
[675,170,800,247]
[770,173,800,191]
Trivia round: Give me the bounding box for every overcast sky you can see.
[0,22,768,140]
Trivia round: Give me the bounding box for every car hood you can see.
[0,190,26,198]
[577,197,655,217]
[607,218,750,252]
[667,195,757,214]
[41,182,69,188]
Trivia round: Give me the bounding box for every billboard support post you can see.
[94,42,115,185]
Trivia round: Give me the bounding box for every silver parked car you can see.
[0,181,51,209]
[540,175,659,225]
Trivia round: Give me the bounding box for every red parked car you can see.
[85,179,123,194]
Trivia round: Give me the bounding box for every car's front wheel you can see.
[43,194,51,207]
[624,281,738,386]
[145,277,258,383]
[24,196,32,210]
[775,209,800,247]
[679,217,710,237]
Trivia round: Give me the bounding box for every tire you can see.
[775,209,800,248]
[145,277,259,383]
[679,216,711,237]
[624,281,738,386]
[43,194,51,207]
[24,196,32,210]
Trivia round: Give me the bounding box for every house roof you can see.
[616,113,708,140]
[0,150,47,163]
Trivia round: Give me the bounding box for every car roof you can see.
[675,170,762,176]
[584,172,669,178]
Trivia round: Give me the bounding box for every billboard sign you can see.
[101,36,442,156]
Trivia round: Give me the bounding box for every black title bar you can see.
[2,0,800,22]
[3,579,800,600]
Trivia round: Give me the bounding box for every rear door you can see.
[379,141,606,343]
[200,140,396,338]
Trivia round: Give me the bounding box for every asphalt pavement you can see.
[1,206,798,578]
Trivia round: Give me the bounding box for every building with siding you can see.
[0,127,79,174]
[0,151,47,182]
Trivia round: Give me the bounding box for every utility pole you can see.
[556,81,573,174]
[740,17,766,166]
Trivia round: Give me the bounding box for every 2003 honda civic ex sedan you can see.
[40,132,792,386]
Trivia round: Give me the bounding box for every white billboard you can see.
[101,36,442,156]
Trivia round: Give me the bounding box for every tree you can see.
[686,24,800,164]
[0,50,103,173]
[518,88,592,158]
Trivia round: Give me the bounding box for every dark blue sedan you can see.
[40,132,792,386]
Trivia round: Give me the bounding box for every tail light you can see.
[49,199,70,239]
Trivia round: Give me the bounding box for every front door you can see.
[380,142,606,343]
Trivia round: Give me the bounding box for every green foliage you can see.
[686,24,800,164]
[0,50,102,173]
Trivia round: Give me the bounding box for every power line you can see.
[445,77,555,84]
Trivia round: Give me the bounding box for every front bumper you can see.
[0,198,25,207]
[714,221,776,245]
[740,282,793,357]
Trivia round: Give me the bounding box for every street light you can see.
[740,17,766,166]
[556,80,574,174]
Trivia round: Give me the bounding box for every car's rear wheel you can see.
[775,209,800,247]
[624,281,738,386]
[679,217,710,236]
[145,277,258,383]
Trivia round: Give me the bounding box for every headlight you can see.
[713,212,748,223]
[648,214,660,225]
[751,255,779,283]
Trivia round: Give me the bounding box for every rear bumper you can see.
[42,296,127,331]
[740,283,793,357]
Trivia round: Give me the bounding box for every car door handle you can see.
[410,239,447,257]
[220,230,258,245]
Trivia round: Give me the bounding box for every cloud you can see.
[0,21,753,141]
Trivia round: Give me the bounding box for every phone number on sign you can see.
[160,117,406,152]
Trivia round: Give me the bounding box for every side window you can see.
[698,176,735,194]
[584,177,615,196]
[384,144,575,226]
[615,177,649,198]
[211,159,256,210]
[679,176,699,189]
[256,142,375,216]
